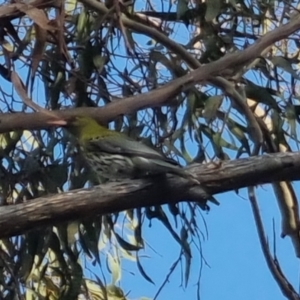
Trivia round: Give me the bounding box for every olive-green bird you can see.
[58,116,199,183]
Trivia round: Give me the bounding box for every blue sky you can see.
[117,186,300,300]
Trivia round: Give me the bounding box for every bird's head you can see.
[48,116,109,141]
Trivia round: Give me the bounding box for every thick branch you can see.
[1,151,300,238]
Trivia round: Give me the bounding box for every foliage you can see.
[0,0,300,299]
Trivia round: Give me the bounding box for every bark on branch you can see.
[1,151,300,238]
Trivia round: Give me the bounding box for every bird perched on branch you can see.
[52,116,199,183]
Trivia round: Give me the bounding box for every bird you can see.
[56,116,199,183]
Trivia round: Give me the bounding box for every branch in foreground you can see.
[1,151,300,238]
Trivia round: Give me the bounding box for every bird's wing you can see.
[86,136,178,165]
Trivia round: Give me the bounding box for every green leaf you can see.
[107,253,121,284]
[181,227,191,287]
[245,79,280,111]
[136,254,155,285]
[203,95,223,123]
[114,232,142,251]
[177,0,189,19]
[205,0,222,21]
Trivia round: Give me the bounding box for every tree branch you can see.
[248,187,300,298]
[1,151,300,238]
[0,8,300,132]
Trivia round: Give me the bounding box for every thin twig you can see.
[248,186,300,300]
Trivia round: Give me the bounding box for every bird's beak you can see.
[47,119,68,127]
